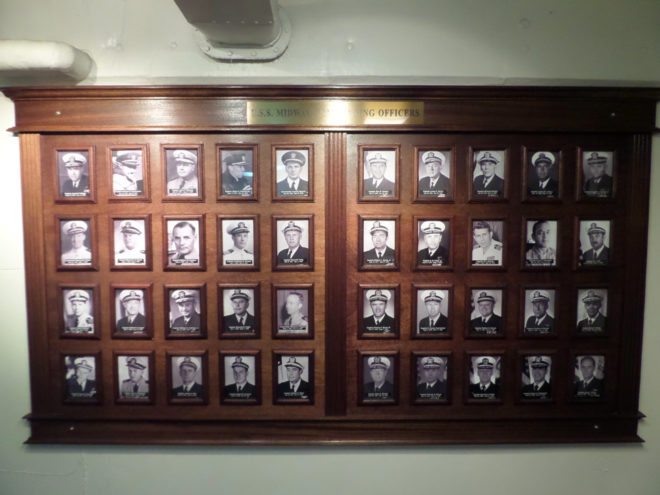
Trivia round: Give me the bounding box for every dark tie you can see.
[377,252,383,260]
[293,182,297,191]
[75,317,80,327]
[133,384,138,393]
[539,181,544,189]
[483,177,488,186]
[287,250,292,258]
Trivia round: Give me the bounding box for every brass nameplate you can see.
[247,100,424,126]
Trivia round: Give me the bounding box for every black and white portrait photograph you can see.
[112,218,148,268]
[167,288,204,337]
[415,219,450,268]
[220,217,257,269]
[414,288,450,337]
[521,355,552,401]
[165,217,203,268]
[572,355,605,400]
[113,288,149,337]
[62,288,95,336]
[169,355,206,402]
[361,148,398,200]
[274,148,311,199]
[468,289,504,337]
[274,354,313,403]
[116,354,151,402]
[471,220,504,267]
[360,288,398,338]
[522,289,556,336]
[59,219,93,267]
[360,218,397,269]
[576,288,608,335]
[111,148,145,197]
[471,150,505,199]
[524,219,558,267]
[581,151,614,199]
[63,354,99,402]
[416,149,452,199]
[578,220,611,267]
[274,217,312,269]
[221,354,259,403]
[414,355,449,403]
[525,150,560,200]
[57,150,92,199]
[219,147,255,198]
[361,354,396,403]
[274,286,312,338]
[468,355,501,401]
[164,147,201,198]
[220,287,258,337]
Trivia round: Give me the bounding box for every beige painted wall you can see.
[0,1,659,494]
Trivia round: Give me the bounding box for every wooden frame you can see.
[59,284,100,339]
[358,284,400,339]
[519,285,559,338]
[217,214,260,271]
[522,147,562,202]
[357,145,400,202]
[162,214,206,271]
[272,350,315,405]
[411,283,453,339]
[217,143,258,201]
[54,146,96,204]
[166,351,209,405]
[110,215,152,271]
[220,350,261,405]
[411,351,451,405]
[271,144,314,202]
[517,350,556,404]
[61,352,102,404]
[108,144,151,202]
[358,350,399,406]
[271,214,314,271]
[161,144,204,202]
[358,214,400,271]
[113,351,155,405]
[164,284,207,339]
[218,283,261,339]
[56,215,98,271]
[271,283,314,339]
[110,284,153,340]
[412,216,453,271]
[412,145,455,202]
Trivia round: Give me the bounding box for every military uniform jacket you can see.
[276,178,309,196]
[416,245,449,266]
[223,248,254,265]
[363,246,396,265]
[221,172,252,195]
[112,174,143,194]
[276,245,309,265]
[121,377,149,397]
[573,377,604,398]
[276,379,310,399]
[61,247,92,264]
[469,314,502,335]
[223,313,256,333]
[577,313,607,334]
[472,241,503,264]
[115,248,146,264]
[364,380,394,399]
[363,313,395,333]
[527,177,558,198]
[116,313,147,332]
[61,175,90,195]
[166,176,198,195]
[363,177,395,197]
[281,312,308,331]
[584,174,613,195]
[223,382,257,399]
[472,174,504,196]
[416,380,446,399]
[469,381,499,398]
[418,314,448,334]
[582,246,609,265]
[524,313,555,334]
[521,381,551,399]
[65,313,94,332]
[67,378,96,396]
[172,382,204,398]
[418,174,451,197]
[171,312,201,331]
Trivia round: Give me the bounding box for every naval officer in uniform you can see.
[525,220,556,266]
[61,221,92,265]
[363,356,395,400]
[120,356,149,399]
[223,289,256,334]
[471,221,503,266]
[279,291,308,334]
[276,221,309,265]
[169,289,201,333]
[172,356,204,399]
[363,152,395,197]
[222,221,254,266]
[469,357,500,399]
[581,222,610,266]
[521,356,552,400]
[472,151,504,197]
[573,355,604,399]
[115,220,146,266]
[417,151,450,198]
[576,290,607,334]
[66,358,97,398]
[416,356,447,400]
[363,221,396,266]
[116,289,147,334]
[362,289,396,335]
[276,357,311,400]
[112,150,143,195]
[166,149,198,196]
[469,291,502,335]
[276,150,309,196]
[583,151,613,198]
[222,356,257,400]
[60,152,90,197]
[64,290,94,334]
[221,151,253,196]
[417,290,448,335]
[527,151,558,198]
[524,290,555,335]
[416,220,449,266]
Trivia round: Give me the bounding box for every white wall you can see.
[1,1,659,494]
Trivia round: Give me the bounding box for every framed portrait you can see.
[519,353,554,402]
[413,147,454,202]
[273,351,314,404]
[411,352,450,404]
[218,145,257,200]
[470,219,505,268]
[523,219,559,269]
[60,285,99,339]
[162,145,204,201]
[572,354,606,402]
[109,146,149,201]
[469,148,507,201]
[272,284,314,339]
[358,146,399,202]
[523,149,561,201]
[578,149,615,200]
[413,217,451,270]
[220,351,261,404]
[272,146,313,201]
[358,285,399,339]
[577,219,612,268]
[218,215,259,271]
[111,285,152,339]
[272,215,314,271]
[411,285,451,339]
[467,353,503,402]
[110,216,151,270]
[358,215,399,271]
[56,216,98,271]
[575,287,609,336]
[521,288,557,337]
[163,215,206,271]
[359,351,398,405]
[165,285,206,339]
[114,352,154,404]
[55,148,95,202]
[466,288,505,338]
[167,352,208,404]
[218,284,260,339]
[62,353,102,403]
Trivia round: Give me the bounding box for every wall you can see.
[1,1,659,494]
